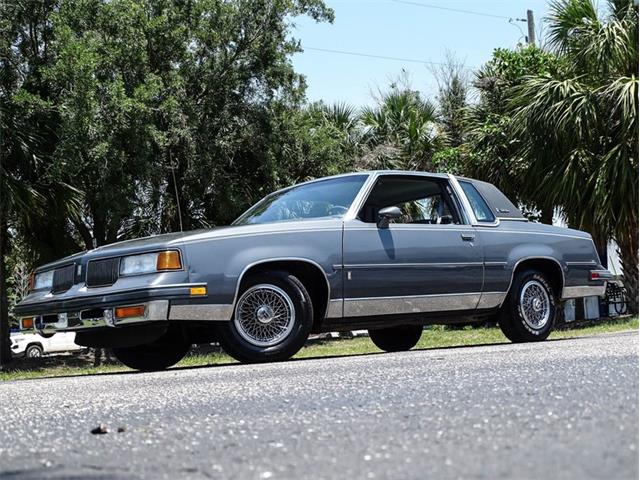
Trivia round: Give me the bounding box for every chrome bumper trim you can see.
[29,300,170,334]
[168,304,233,321]
[561,285,606,300]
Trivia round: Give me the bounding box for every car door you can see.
[47,332,74,352]
[342,174,484,317]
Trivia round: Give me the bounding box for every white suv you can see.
[10,332,84,358]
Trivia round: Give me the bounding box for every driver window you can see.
[358,175,462,225]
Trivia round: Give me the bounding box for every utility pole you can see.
[526,9,536,46]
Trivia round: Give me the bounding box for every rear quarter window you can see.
[459,181,495,223]
[471,180,524,219]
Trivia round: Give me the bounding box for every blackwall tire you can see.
[217,271,313,363]
[26,344,43,358]
[499,269,556,343]
[368,325,423,352]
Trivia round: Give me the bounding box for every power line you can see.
[302,46,476,70]
[390,0,526,22]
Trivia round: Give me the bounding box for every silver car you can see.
[15,171,611,370]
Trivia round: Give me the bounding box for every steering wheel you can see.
[328,205,348,216]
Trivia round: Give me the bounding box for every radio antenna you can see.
[169,151,184,232]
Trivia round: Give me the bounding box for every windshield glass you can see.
[233,175,368,226]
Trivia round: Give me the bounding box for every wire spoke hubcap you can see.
[519,280,551,330]
[234,284,295,347]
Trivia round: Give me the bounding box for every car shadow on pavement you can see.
[4,336,592,382]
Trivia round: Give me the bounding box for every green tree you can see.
[360,82,444,171]
[45,0,332,239]
[0,0,334,365]
[464,45,562,223]
[0,88,43,365]
[509,0,638,312]
[266,102,361,189]
[433,53,470,148]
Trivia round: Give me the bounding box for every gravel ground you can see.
[0,331,637,480]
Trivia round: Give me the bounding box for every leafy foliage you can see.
[360,84,444,171]
[509,0,638,311]
[464,45,562,219]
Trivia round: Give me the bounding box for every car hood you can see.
[89,229,212,253]
[166,219,343,246]
[33,219,342,272]
[33,230,213,272]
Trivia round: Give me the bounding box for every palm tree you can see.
[308,102,363,158]
[0,64,80,366]
[464,45,562,224]
[0,89,44,365]
[360,87,444,171]
[510,0,638,312]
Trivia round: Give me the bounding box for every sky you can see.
[291,0,554,107]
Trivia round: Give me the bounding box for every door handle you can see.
[461,233,476,241]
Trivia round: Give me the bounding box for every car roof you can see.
[288,170,449,188]
[266,171,451,198]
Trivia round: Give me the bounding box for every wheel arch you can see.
[503,256,565,303]
[233,258,330,332]
[26,342,44,353]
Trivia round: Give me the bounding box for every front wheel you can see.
[113,333,190,371]
[26,344,43,358]
[216,271,314,363]
[498,269,556,342]
[369,325,423,352]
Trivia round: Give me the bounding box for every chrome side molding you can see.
[343,292,483,317]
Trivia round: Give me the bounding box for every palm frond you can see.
[547,0,600,54]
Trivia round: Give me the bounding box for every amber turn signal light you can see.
[190,286,207,296]
[156,250,182,270]
[22,317,35,329]
[115,305,145,319]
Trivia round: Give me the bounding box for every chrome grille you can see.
[52,264,75,293]
[86,258,120,287]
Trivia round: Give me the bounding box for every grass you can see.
[2,316,637,382]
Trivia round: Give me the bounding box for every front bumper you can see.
[14,283,207,317]
[31,300,171,335]
[15,282,233,335]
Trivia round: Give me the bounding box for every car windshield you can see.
[233,175,368,226]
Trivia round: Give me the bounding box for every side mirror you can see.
[377,206,402,228]
[439,214,453,225]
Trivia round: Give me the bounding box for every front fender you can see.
[182,225,343,307]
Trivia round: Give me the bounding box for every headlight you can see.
[33,270,54,290]
[119,250,182,276]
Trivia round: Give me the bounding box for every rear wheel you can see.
[499,269,556,342]
[112,332,190,371]
[217,271,314,363]
[368,325,423,352]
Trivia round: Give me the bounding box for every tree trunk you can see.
[591,231,609,270]
[540,205,554,225]
[0,208,11,367]
[616,224,638,315]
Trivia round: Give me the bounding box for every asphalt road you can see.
[1,331,638,480]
